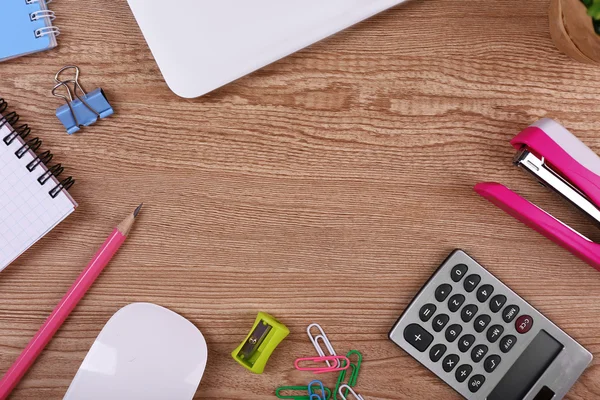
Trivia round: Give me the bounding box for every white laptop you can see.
[126,1,411,98]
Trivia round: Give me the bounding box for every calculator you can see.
[388,250,592,400]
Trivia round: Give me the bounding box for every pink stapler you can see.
[475,118,600,271]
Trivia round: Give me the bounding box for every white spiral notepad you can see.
[0,98,76,271]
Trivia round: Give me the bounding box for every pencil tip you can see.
[133,203,143,218]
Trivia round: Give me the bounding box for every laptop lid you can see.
[126,0,410,98]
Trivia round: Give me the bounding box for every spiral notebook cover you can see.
[0,0,59,62]
[0,102,76,271]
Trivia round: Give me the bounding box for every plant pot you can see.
[549,0,600,63]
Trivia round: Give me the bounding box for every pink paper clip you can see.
[295,356,350,374]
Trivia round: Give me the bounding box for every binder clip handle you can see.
[52,65,114,135]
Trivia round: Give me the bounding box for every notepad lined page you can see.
[0,118,76,270]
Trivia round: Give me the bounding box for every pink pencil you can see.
[0,204,142,399]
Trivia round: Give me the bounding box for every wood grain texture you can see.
[1,0,600,398]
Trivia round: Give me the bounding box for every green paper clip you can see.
[232,312,289,374]
[334,350,362,399]
[276,386,332,400]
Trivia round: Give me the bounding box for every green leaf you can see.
[582,0,593,7]
[588,3,600,19]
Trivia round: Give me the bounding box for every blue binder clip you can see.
[52,66,113,135]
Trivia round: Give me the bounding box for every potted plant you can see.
[550,0,600,63]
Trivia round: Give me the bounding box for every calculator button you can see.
[455,364,473,383]
[451,263,468,282]
[489,295,507,313]
[445,324,463,343]
[515,315,534,334]
[486,325,504,343]
[419,304,437,322]
[448,294,466,313]
[463,274,481,293]
[429,344,447,362]
[468,374,486,393]
[502,305,520,323]
[442,354,460,372]
[476,284,494,303]
[474,314,491,333]
[403,324,434,352]
[461,304,478,323]
[500,335,517,353]
[471,344,488,363]
[432,314,450,332]
[458,334,475,353]
[435,284,453,302]
[484,354,501,373]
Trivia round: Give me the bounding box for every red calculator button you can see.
[515,315,533,334]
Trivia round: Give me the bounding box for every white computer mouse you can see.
[63,303,207,400]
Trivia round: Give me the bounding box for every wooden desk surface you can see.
[1,0,600,398]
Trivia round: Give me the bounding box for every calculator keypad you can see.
[390,250,592,400]
[396,254,541,397]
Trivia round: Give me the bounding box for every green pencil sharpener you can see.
[232,312,290,374]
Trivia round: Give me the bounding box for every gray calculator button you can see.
[448,294,465,313]
[489,295,507,313]
[463,274,481,293]
[471,344,488,363]
[484,354,501,373]
[442,354,460,372]
[403,324,434,352]
[461,304,478,323]
[468,374,486,393]
[455,364,473,383]
[502,305,520,323]
[474,314,491,333]
[476,284,494,303]
[419,303,437,322]
[429,343,447,362]
[500,335,517,353]
[435,284,453,302]
[432,314,450,332]
[451,263,468,282]
[445,324,463,343]
[458,334,475,353]
[486,325,504,343]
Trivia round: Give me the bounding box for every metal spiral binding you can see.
[0,97,74,198]
[28,0,60,39]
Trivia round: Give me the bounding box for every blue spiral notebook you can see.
[0,0,60,62]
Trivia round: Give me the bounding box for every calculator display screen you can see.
[487,330,563,400]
